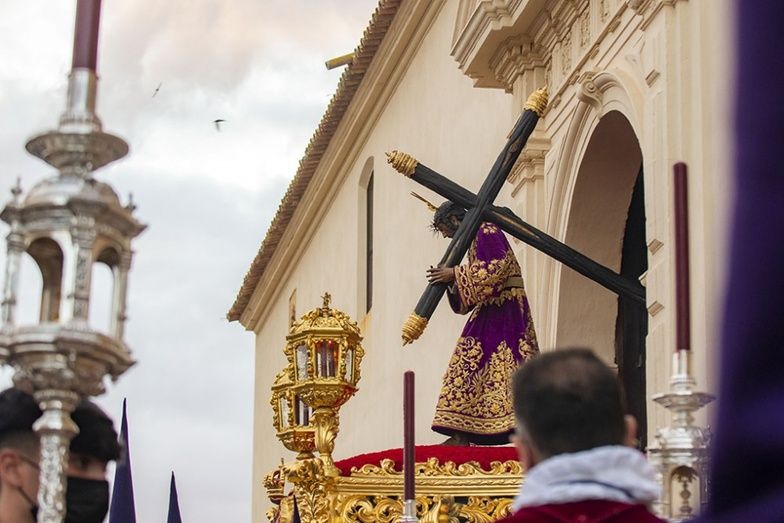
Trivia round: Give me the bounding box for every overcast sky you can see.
[0,0,376,521]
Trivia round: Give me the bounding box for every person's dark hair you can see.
[0,388,120,462]
[512,348,626,457]
[432,201,466,233]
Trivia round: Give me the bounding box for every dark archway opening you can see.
[615,169,648,449]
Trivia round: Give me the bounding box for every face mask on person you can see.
[17,458,109,523]
[63,477,110,523]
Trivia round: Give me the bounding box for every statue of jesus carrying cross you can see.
[425,199,539,445]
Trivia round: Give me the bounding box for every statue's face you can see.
[436,222,454,238]
[435,216,460,238]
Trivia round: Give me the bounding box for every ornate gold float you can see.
[332,455,522,522]
[266,294,523,522]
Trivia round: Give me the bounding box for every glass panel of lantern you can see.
[316,339,338,378]
[293,394,312,426]
[345,347,355,383]
[295,343,309,380]
[279,395,290,429]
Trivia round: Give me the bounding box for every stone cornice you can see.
[451,0,666,100]
[450,0,528,87]
[451,0,591,91]
[237,0,445,331]
[628,0,686,31]
[489,35,547,93]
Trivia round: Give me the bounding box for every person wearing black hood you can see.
[0,387,120,523]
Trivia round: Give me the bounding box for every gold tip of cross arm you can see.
[386,150,418,177]
[401,313,428,345]
[524,87,549,116]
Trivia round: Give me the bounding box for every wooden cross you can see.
[386,88,645,344]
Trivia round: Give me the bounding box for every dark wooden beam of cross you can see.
[388,87,647,345]
[385,150,646,305]
[390,88,548,345]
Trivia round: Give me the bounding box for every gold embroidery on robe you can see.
[433,337,518,435]
[481,223,500,235]
[454,247,522,308]
[518,307,539,360]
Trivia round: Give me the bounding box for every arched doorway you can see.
[555,110,648,447]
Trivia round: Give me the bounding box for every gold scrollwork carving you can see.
[333,493,512,522]
[335,494,461,523]
[460,496,514,522]
[312,407,340,476]
[285,458,333,523]
[348,457,523,478]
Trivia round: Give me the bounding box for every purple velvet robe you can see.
[697,2,784,521]
[432,222,539,445]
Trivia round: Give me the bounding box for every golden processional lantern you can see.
[271,370,316,459]
[272,293,364,476]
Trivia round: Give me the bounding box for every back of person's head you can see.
[512,348,627,458]
[0,388,120,462]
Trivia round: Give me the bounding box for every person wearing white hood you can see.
[499,348,664,523]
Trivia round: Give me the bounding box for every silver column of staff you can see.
[647,164,714,522]
[0,1,145,521]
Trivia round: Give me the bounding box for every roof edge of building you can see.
[227,0,402,323]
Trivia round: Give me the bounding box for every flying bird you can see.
[213,119,226,131]
[152,82,162,97]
